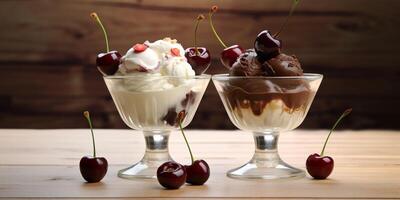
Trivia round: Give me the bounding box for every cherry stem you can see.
[83,111,96,158]
[320,108,352,156]
[90,12,110,52]
[194,15,205,55]
[179,118,195,164]
[274,0,300,38]
[209,6,227,49]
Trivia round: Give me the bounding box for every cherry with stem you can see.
[208,5,244,69]
[185,14,211,75]
[306,108,352,180]
[178,112,210,185]
[80,111,108,183]
[90,12,121,75]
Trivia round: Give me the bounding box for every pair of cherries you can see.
[157,112,210,189]
[157,160,210,189]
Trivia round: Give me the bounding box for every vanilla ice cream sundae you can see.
[104,38,207,130]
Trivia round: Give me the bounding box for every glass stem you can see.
[251,132,281,167]
[142,131,172,162]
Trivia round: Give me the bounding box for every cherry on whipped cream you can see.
[184,14,211,75]
[90,12,121,75]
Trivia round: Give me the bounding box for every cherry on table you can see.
[185,159,210,185]
[306,109,352,180]
[79,111,108,183]
[157,161,187,189]
[80,156,108,183]
[177,112,210,185]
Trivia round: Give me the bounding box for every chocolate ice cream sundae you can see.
[215,29,316,130]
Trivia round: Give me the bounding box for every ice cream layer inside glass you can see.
[104,38,210,179]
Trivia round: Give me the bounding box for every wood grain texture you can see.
[0,129,399,199]
[0,0,399,129]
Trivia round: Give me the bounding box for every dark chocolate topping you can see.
[224,79,312,115]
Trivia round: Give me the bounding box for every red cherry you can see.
[306,153,334,179]
[90,13,121,75]
[208,6,244,69]
[133,43,148,53]
[185,159,210,185]
[306,109,352,180]
[96,50,121,75]
[157,162,187,189]
[185,47,211,75]
[80,111,108,183]
[171,48,181,56]
[220,45,244,68]
[80,156,108,183]
[254,30,281,62]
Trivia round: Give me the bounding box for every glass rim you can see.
[103,73,211,80]
[211,73,323,80]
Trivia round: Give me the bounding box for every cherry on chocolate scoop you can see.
[80,111,108,183]
[177,112,210,185]
[91,12,121,75]
[208,5,244,69]
[306,109,352,179]
[185,14,211,75]
[254,0,301,62]
[221,45,244,68]
[254,30,281,62]
[157,162,187,189]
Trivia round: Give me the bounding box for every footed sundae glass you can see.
[104,74,210,179]
[212,73,322,179]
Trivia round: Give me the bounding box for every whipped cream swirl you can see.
[117,38,195,91]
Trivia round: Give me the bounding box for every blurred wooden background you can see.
[0,0,399,129]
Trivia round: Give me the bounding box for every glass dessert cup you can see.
[212,73,323,180]
[104,74,210,179]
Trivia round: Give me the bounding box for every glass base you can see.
[227,131,304,180]
[118,131,173,179]
[227,160,305,180]
[118,158,174,179]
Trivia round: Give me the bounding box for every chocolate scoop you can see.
[266,53,303,76]
[229,49,269,76]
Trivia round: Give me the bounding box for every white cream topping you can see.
[117,37,195,92]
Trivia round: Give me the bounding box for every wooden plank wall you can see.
[0,0,399,129]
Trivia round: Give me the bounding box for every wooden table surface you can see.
[0,129,399,199]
